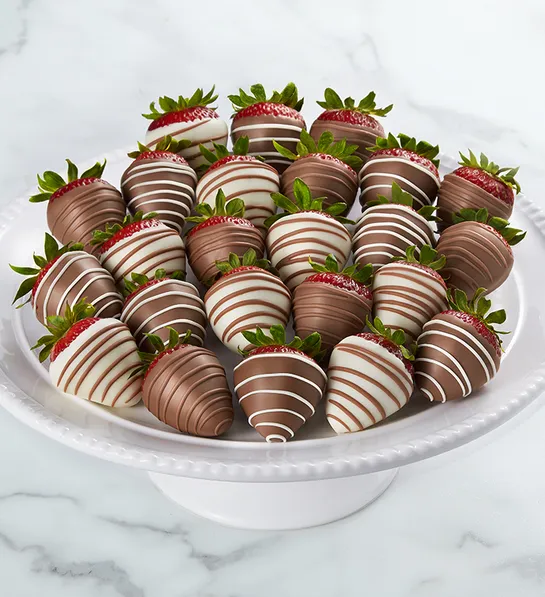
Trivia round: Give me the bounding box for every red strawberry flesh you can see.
[305,273,372,299]
[135,151,188,165]
[317,109,384,134]
[371,148,439,178]
[99,219,162,254]
[148,106,219,131]
[394,261,447,289]
[125,278,166,303]
[356,332,414,375]
[248,344,314,361]
[50,178,107,203]
[144,344,191,381]
[50,317,100,363]
[31,256,61,301]
[441,310,501,357]
[453,166,514,206]
[205,155,259,174]
[222,265,265,279]
[188,216,255,238]
[480,223,512,253]
[298,153,355,173]
[233,102,305,124]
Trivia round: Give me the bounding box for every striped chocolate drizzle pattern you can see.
[309,119,381,163]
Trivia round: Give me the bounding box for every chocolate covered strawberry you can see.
[293,254,373,353]
[234,325,327,442]
[136,328,233,437]
[360,133,441,209]
[437,208,525,295]
[353,182,438,270]
[372,245,448,342]
[437,150,521,229]
[121,269,206,351]
[274,130,362,212]
[415,288,506,402]
[265,178,353,291]
[310,88,393,164]
[33,300,141,407]
[326,317,414,434]
[121,135,196,234]
[196,136,279,235]
[10,233,122,325]
[186,189,265,285]
[143,86,228,169]
[29,159,125,254]
[92,212,185,287]
[204,249,291,353]
[229,83,305,173]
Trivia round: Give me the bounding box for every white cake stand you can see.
[1,150,544,530]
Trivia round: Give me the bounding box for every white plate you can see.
[1,150,544,485]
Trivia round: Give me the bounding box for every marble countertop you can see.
[2,0,545,595]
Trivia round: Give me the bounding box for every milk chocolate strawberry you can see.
[136,328,233,437]
[29,159,125,254]
[265,178,353,291]
[91,212,185,287]
[326,317,414,434]
[293,254,373,353]
[185,189,265,285]
[10,233,122,325]
[372,245,448,342]
[310,89,393,164]
[121,135,196,234]
[121,269,206,351]
[143,86,228,169]
[360,133,441,209]
[234,325,327,442]
[229,83,305,173]
[353,182,438,270]
[33,300,141,407]
[437,208,525,295]
[204,249,291,353]
[274,130,362,212]
[196,136,279,234]
[437,151,521,230]
[415,288,506,402]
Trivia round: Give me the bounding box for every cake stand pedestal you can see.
[148,469,398,530]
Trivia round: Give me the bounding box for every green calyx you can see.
[131,327,192,378]
[239,325,324,361]
[127,135,192,159]
[447,287,508,346]
[368,133,440,168]
[264,178,355,228]
[366,316,415,361]
[308,254,373,286]
[29,159,106,203]
[228,82,304,112]
[458,150,521,194]
[197,136,264,174]
[317,88,393,117]
[452,208,526,246]
[273,130,363,171]
[393,244,446,272]
[31,299,96,363]
[10,233,84,306]
[142,86,218,121]
[186,189,245,225]
[123,268,185,297]
[91,211,157,247]
[215,249,271,276]
[366,181,440,221]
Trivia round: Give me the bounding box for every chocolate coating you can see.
[415,312,501,402]
[281,155,358,211]
[233,352,327,442]
[186,221,265,285]
[33,251,122,326]
[47,181,126,254]
[231,114,305,173]
[120,279,207,350]
[121,157,197,234]
[436,173,514,231]
[353,204,436,270]
[359,155,440,210]
[437,221,513,295]
[292,281,372,352]
[143,345,233,437]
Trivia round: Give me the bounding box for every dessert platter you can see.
[1,84,545,530]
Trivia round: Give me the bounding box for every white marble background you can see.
[1,0,545,595]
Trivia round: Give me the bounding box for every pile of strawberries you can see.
[11,82,525,442]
